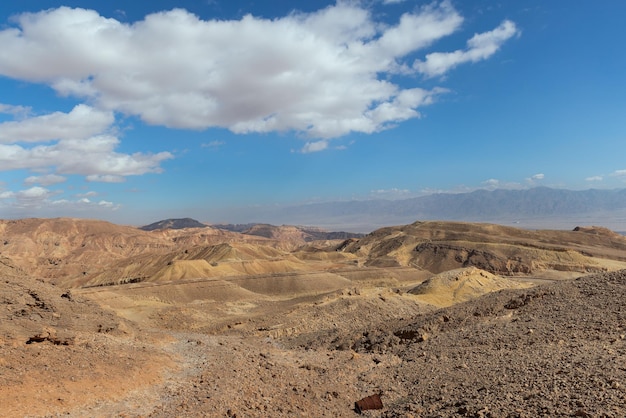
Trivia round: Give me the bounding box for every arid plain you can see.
[1,218,625,417]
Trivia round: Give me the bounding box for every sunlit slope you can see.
[0,218,352,287]
[0,218,173,282]
[408,267,532,307]
[78,241,354,287]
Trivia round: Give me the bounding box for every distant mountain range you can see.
[139,188,626,234]
[263,187,626,232]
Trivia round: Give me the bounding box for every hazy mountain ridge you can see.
[269,187,626,231]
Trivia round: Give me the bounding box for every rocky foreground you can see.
[1,264,624,417]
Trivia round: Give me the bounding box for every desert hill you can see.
[339,220,626,276]
[0,218,356,286]
[4,218,626,290]
[0,218,174,282]
[79,241,344,288]
[140,217,207,231]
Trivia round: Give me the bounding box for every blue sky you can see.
[0,0,625,225]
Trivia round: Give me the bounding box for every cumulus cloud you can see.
[414,20,519,77]
[0,105,114,143]
[0,185,121,214]
[98,200,117,208]
[300,140,329,154]
[0,186,61,209]
[0,2,514,139]
[585,176,603,182]
[0,134,172,179]
[0,104,172,183]
[0,103,31,118]
[24,174,67,186]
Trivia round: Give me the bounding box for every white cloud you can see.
[524,173,545,184]
[202,140,225,149]
[612,169,626,177]
[98,200,116,208]
[24,174,67,186]
[0,2,513,140]
[0,104,114,143]
[19,186,51,198]
[0,185,121,214]
[77,191,98,197]
[86,174,126,183]
[0,186,61,209]
[300,140,329,153]
[375,1,462,58]
[383,0,407,4]
[483,178,500,188]
[0,103,31,118]
[0,135,172,179]
[585,176,603,182]
[481,178,526,191]
[414,20,519,77]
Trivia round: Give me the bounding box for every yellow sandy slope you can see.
[409,267,532,307]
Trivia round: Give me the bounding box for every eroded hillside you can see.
[339,220,626,276]
[2,218,626,416]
